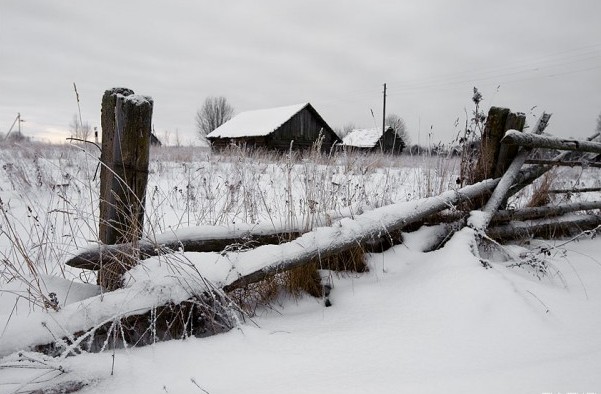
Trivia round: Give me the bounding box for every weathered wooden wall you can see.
[209,105,340,152]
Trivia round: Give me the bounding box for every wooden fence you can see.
[58,94,601,350]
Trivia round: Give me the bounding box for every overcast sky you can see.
[1,0,600,146]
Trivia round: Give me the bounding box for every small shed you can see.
[342,127,405,154]
[206,103,340,151]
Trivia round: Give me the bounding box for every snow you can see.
[122,94,153,106]
[2,146,601,393]
[4,231,601,393]
[206,103,308,138]
[342,128,383,148]
[467,210,492,230]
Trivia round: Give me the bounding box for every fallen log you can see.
[525,159,601,168]
[66,226,301,270]
[475,115,550,230]
[67,174,504,271]
[486,214,601,241]
[547,187,601,194]
[493,201,601,222]
[502,131,601,154]
[222,178,501,292]
[68,158,570,272]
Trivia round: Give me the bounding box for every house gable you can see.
[208,103,340,151]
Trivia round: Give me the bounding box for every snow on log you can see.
[493,201,601,222]
[66,225,301,270]
[524,159,601,168]
[486,214,601,241]
[0,257,233,357]
[221,178,500,291]
[66,203,376,270]
[547,187,601,194]
[67,163,553,272]
[471,113,552,230]
[502,131,601,154]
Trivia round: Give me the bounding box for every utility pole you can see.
[382,83,387,135]
[5,113,24,141]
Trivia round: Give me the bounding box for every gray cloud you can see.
[1,0,600,145]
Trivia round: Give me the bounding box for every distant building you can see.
[342,126,405,154]
[206,103,340,151]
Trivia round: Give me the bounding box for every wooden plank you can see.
[547,187,601,194]
[502,131,601,154]
[487,214,601,241]
[525,159,601,168]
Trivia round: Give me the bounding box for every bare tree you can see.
[386,114,410,145]
[335,122,356,139]
[596,111,601,133]
[195,96,234,142]
[69,114,92,141]
[69,114,80,139]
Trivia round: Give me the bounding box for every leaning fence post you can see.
[98,87,153,289]
[472,107,510,183]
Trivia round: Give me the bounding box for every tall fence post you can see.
[98,87,153,289]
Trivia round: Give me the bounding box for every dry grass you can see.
[526,171,555,208]
[228,245,367,314]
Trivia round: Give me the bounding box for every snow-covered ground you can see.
[1,144,600,393]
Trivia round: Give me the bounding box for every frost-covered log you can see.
[66,226,301,270]
[69,179,500,275]
[493,201,601,222]
[0,263,237,358]
[222,178,500,291]
[472,113,552,230]
[486,214,601,241]
[66,203,376,270]
[547,187,601,194]
[524,159,601,168]
[502,131,601,154]
[493,111,527,177]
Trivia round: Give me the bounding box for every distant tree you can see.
[195,96,234,142]
[385,114,411,145]
[69,114,92,141]
[335,122,356,139]
[174,129,182,147]
[596,111,601,133]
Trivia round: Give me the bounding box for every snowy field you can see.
[1,143,601,393]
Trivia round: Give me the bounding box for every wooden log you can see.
[547,187,601,194]
[502,131,601,154]
[67,177,500,271]
[67,230,300,270]
[487,214,601,241]
[222,178,501,292]
[69,160,556,271]
[494,111,526,177]
[472,107,510,183]
[493,201,601,222]
[99,90,153,245]
[474,113,551,230]
[98,89,153,290]
[524,159,601,168]
[418,200,601,227]
[98,88,134,245]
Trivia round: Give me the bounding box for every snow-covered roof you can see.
[342,128,384,148]
[207,103,308,139]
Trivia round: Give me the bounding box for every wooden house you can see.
[206,103,340,151]
[342,126,405,154]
